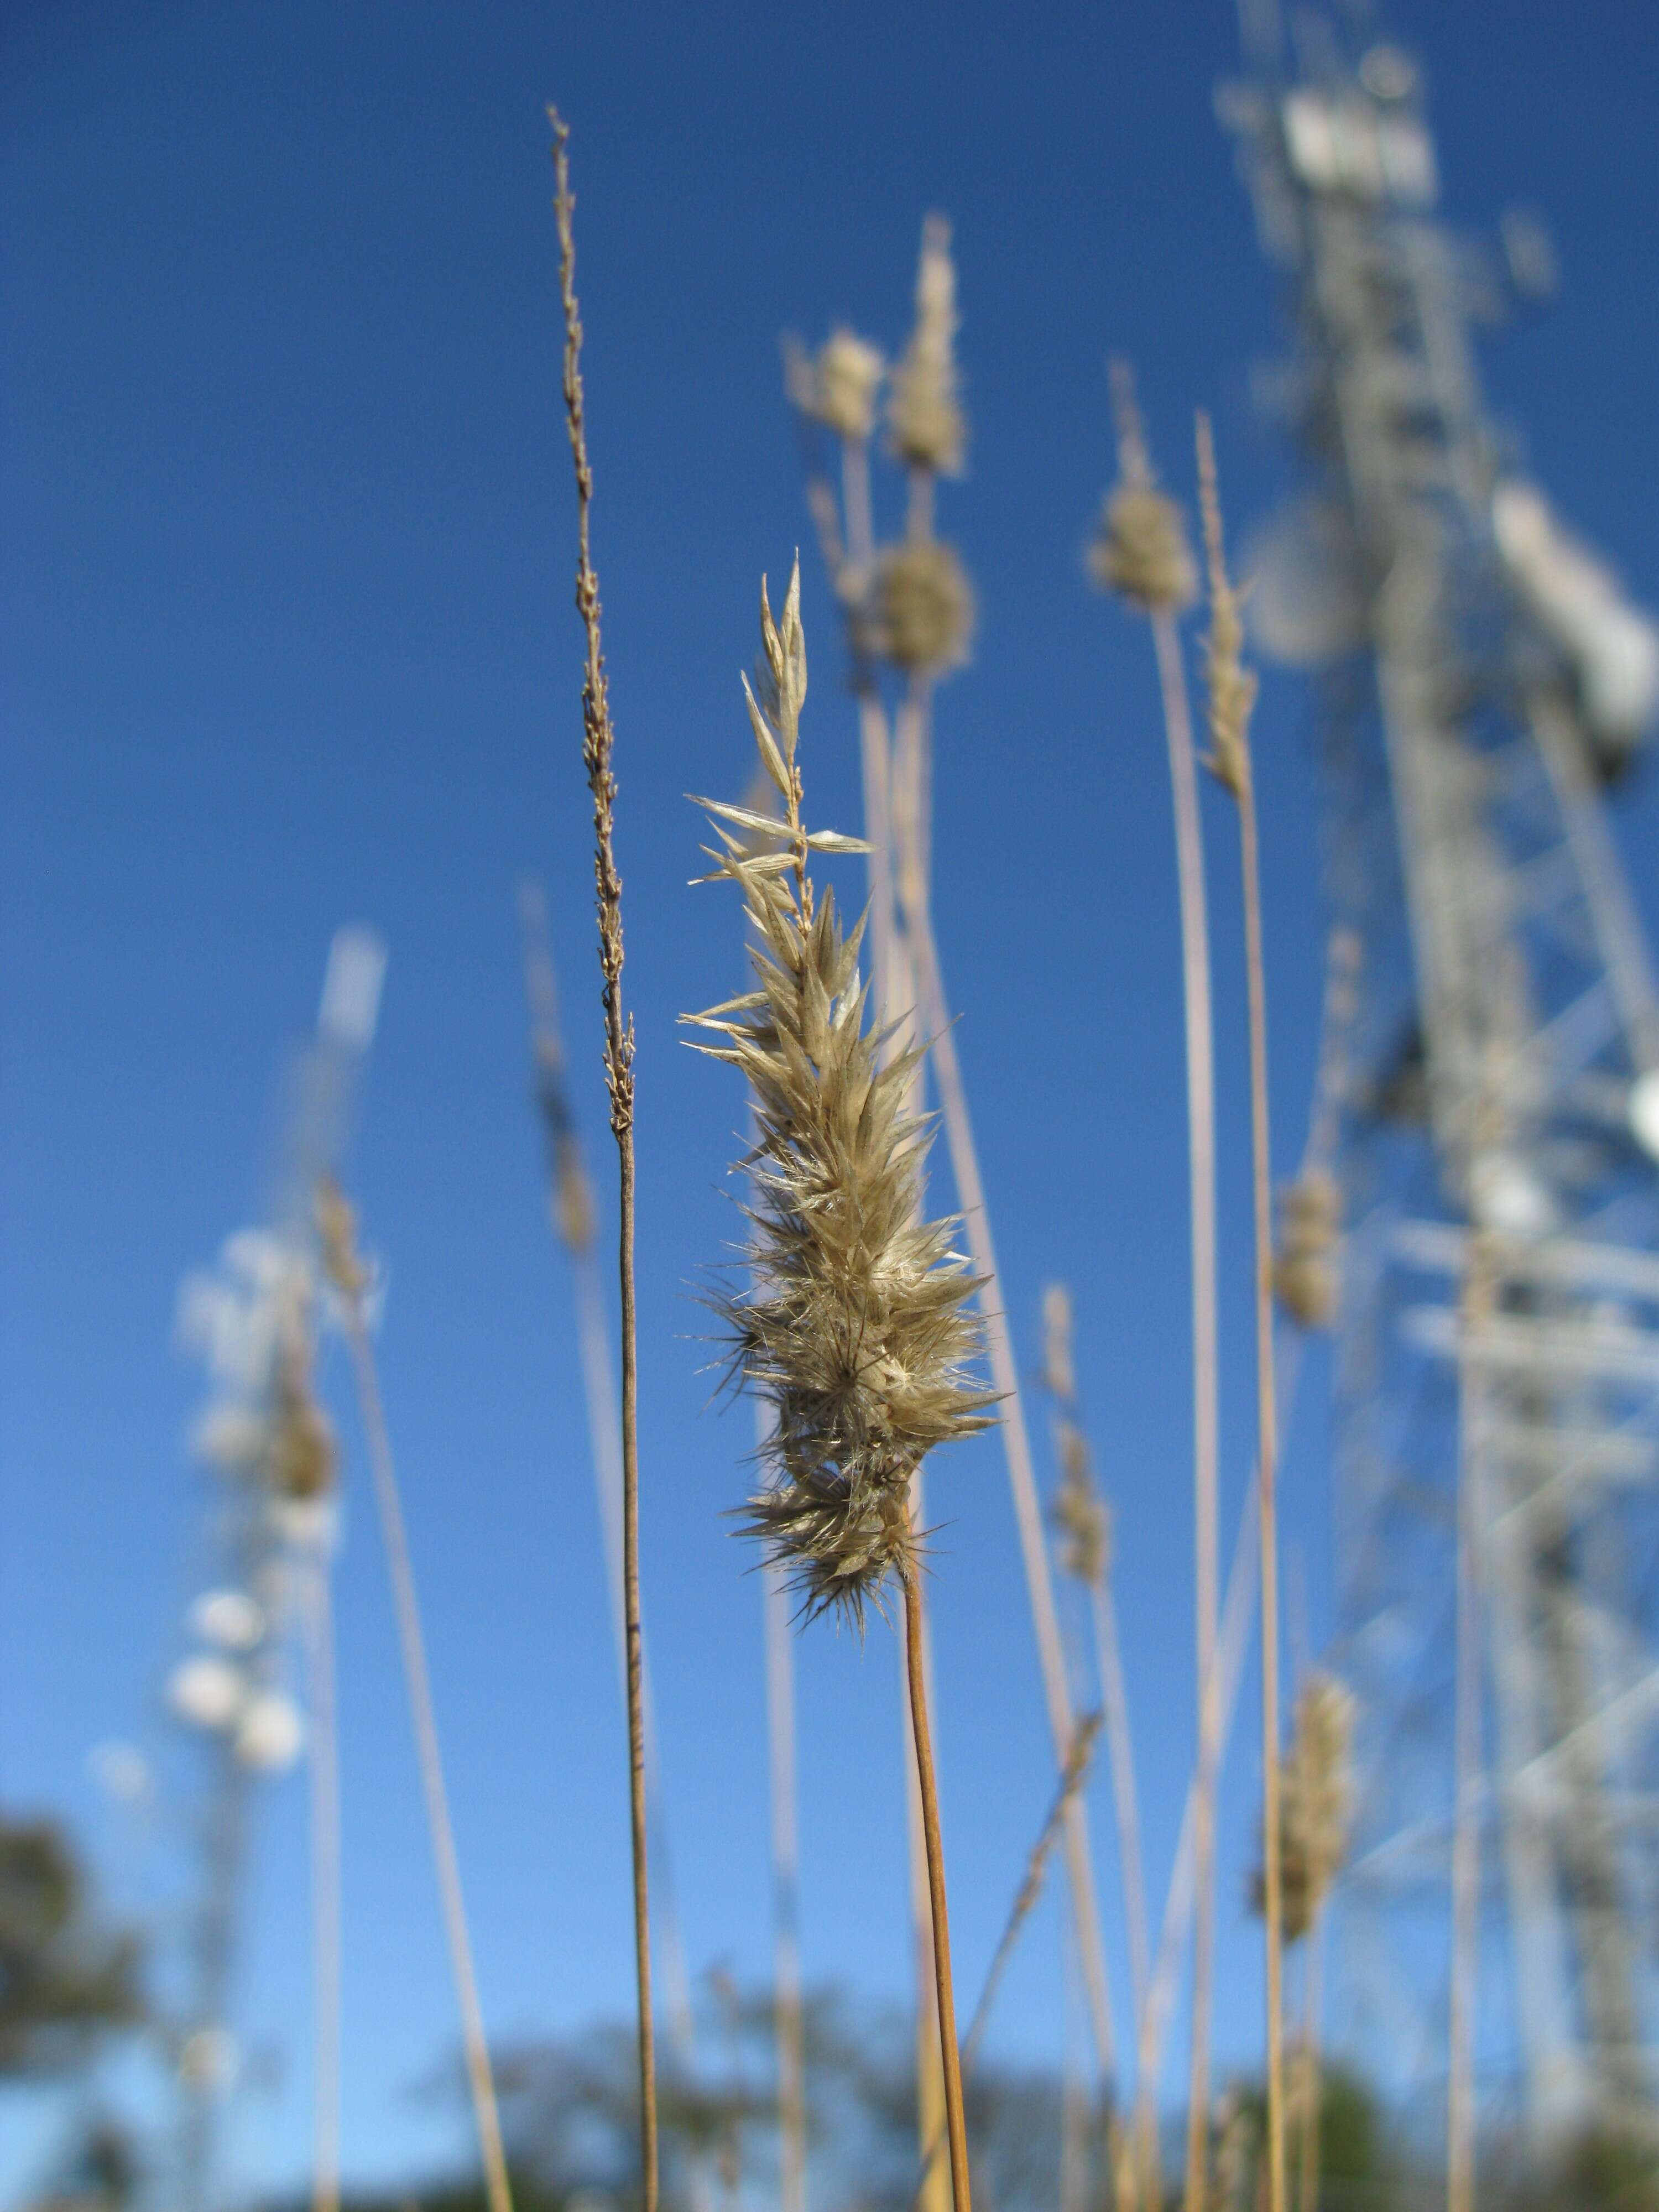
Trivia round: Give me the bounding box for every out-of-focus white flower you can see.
[178,2025,239,2090]
[168,1655,247,1733]
[189,1589,265,1652]
[233,1689,305,1772]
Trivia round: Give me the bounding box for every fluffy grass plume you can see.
[1088,363,1197,615]
[890,216,965,477]
[684,560,992,1627]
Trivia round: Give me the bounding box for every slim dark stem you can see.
[903,1548,972,2212]
[550,109,656,2212]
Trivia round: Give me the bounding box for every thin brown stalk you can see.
[1196,411,1285,2212]
[901,1515,952,2212]
[301,1537,341,2212]
[550,111,655,2212]
[324,1232,513,2212]
[516,888,703,2094]
[914,1710,1103,2211]
[903,1542,972,2212]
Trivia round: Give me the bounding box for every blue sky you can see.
[3,0,1657,2199]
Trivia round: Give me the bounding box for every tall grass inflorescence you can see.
[550,111,658,2212]
[685,562,991,2212]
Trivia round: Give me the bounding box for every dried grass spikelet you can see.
[267,1339,336,1502]
[684,559,993,1625]
[868,538,975,676]
[1040,1282,1076,1405]
[1273,1167,1342,1331]
[1051,1422,1110,1589]
[1089,363,1197,614]
[787,327,886,444]
[889,214,966,476]
[1253,1672,1356,1943]
[1196,413,1258,799]
[1089,483,1199,614]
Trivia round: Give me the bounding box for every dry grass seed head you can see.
[1253,1671,1357,1941]
[791,327,886,444]
[868,539,976,677]
[1088,360,1197,613]
[1040,1281,1076,1405]
[1196,411,1258,798]
[1273,1167,1342,1331]
[889,215,966,476]
[684,562,993,1625]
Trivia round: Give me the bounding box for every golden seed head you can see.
[1273,1166,1343,1330]
[315,1176,367,1298]
[1089,482,1199,613]
[685,569,993,1625]
[867,538,975,677]
[1196,411,1258,798]
[889,214,966,476]
[1255,1671,1357,1941]
[1051,1418,1110,1587]
[795,326,886,443]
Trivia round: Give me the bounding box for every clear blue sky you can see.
[3,0,1657,2199]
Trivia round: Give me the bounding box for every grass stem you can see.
[551,111,656,2212]
[903,1547,972,2212]
[1147,597,1222,2212]
[332,1276,513,2212]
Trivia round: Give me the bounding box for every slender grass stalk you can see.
[1195,409,1285,2212]
[1091,361,1220,2212]
[762,1550,809,2212]
[903,1543,972,2212]
[1448,1237,1492,2212]
[549,113,656,2212]
[1149,583,1226,2212]
[1139,1464,1260,2108]
[300,1535,342,2212]
[1040,1287,1151,2206]
[964,1710,1102,2076]
[316,1187,513,2212]
[901,1571,952,2212]
[898,816,1118,2093]
[516,884,706,2120]
[913,1709,1103,2209]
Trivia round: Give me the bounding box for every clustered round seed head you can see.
[889,215,966,476]
[685,564,993,1626]
[867,539,975,676]
[1254,1672,1357,1942]
[795,327,886,444]
[1088,483,1198,613]
[1273,1166,1343,1331]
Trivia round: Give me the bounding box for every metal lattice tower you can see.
[1224,8,1659,2147]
